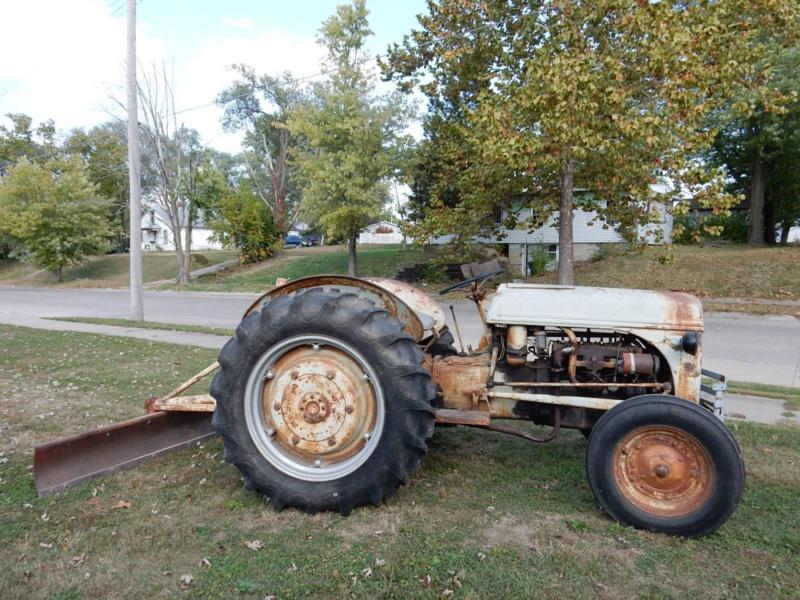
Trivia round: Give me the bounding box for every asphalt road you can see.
[1,286,798,388]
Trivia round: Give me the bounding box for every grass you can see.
[0,250,239,288]
[180,244,427,292]
[528,244,800,301]
[726,380,800,411]
[46,317,235,337]
[1,325,799,598]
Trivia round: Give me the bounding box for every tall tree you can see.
[136,65,203,285]
[385,0,799,283]
[65,122,129,250]
[289,0,411,276]
[707,44,800,244]
[218,67,305,234]
[0,158,111,281]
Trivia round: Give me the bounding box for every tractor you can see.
[34,266,744,537]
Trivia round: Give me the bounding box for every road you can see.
[1,286,799,388]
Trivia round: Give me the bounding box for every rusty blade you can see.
[33,411,215,497]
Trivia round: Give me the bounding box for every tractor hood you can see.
[485,283,703,332]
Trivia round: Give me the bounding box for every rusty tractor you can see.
[34,266,744,537]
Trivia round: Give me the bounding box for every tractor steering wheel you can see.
[438,268,506,295]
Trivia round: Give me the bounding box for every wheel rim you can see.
[612,426,714,518]
[244,334,385,482]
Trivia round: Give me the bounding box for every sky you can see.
[0,0,428,154]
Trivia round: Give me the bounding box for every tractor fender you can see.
[241,275,442,342]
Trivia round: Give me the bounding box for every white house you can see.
[140,205,221,252]
[429,189,673,275]
[358,221,405,245]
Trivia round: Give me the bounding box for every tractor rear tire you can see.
[210,288,436,514]
[585,395,744,537]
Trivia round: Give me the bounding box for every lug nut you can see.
[265,371,274,380]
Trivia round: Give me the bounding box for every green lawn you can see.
[0,325,798,598]
[0,250,239,288]
[181,244,426,292]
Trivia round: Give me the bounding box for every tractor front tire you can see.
[586,395,744,537]
[211,288,435,514]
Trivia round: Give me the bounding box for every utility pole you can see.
[127,0,144,321]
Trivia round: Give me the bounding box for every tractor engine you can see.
[500,325,670,398]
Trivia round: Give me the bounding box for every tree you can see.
[65,122,129,250]
[289,0,411,276]
[0,114,59,175]
[218,67,305,234]
[209,179,278,264]
[136,65,204,285]
[0,158,111,281]
[385,0,799,283]
[707,44,800,244]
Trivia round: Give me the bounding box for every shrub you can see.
[527,245,549,276]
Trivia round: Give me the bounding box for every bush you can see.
[527,245,549,276]
[674,212,749,245]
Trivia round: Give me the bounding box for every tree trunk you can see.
[182,214,192,284]
[764,186,777,245]
[779,221,790,245]
[347,232,358,277]
[56,266,63,282]
[748,156,767,245]
[557,161,575,286]
[172,213,189,286]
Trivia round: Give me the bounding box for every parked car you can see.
[284,234,301,247]
[300,234,320,247]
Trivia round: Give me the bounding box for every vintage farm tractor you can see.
[34,267,744,537]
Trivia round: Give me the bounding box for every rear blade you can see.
[33,411,215,497]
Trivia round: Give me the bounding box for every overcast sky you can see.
[0,0,427,154]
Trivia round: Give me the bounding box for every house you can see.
[429,189,672,275]
[140,205,221,252]
[358,221,405,245]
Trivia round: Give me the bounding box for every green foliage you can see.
[674,212,750,245]
[385,0,800,263]
[0,158,111,280]
[527,245,549,277]
[289,0,411,275]
[64,122,129,249]
[209,183,277,264]
[706,43,800,244]
[217,67,306,232]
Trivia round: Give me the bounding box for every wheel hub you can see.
[260,343,378,468]
[613,426,714,517]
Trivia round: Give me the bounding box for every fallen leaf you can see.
[244,540,263,551]
[362,567,372,578]
[375,558,386,567]
[419,574,432,588]
[441,589,455,597]
[70,554,87,567]
[179,574,193,589]
[112,500,131,510]
[39,542,53,549]
[485,506,496,513]
[199,557,211,568]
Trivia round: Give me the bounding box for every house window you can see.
[547,245,558,261]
